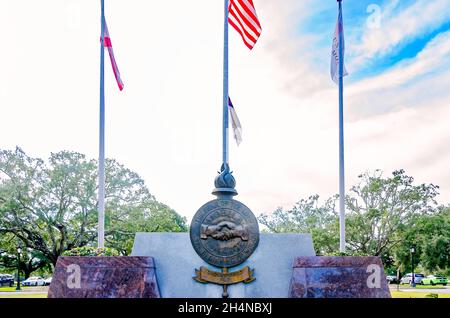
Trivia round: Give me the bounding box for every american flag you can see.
[103,20,124,91]
[228,0,261,50]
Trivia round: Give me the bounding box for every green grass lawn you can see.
[0,285,48,298]
[0,286,19,292]
[0,293,47,298]
[397,284,447,289]
[391,291,450,298]
[0,286,47,292]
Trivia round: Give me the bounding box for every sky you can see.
[1,0,450,222]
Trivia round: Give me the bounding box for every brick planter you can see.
[289,256,391,298]
[48,256,160,298]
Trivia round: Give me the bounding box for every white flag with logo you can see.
[331,7,348,84]
[228,97,242,146]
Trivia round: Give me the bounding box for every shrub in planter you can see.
[62,246,120,257]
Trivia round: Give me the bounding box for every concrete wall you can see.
[131,232,315,298]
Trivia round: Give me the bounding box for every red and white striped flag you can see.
[103,21,124,91]
[228,0,261,50]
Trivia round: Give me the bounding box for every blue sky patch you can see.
[295,0,450,83]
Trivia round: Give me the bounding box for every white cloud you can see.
[0,0,449,224]
[350,0,450,69]
[346,30,450,118]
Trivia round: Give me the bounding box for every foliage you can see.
[0,233,49,278]
[0,147,187,274]
[259,170,447,274]
[394,206,449,272]
[0,148,98,266]
[259,195,340,255]
[345,170,439,257]
[62,246,119,257]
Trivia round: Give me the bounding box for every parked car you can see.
[422,275,448,286]
[21,276,45,286]
[400,273,425,285]
[44,277,52,286]
[386,275,399,284]
[0,274,14,287]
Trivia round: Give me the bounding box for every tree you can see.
[106,199,188,254]
[258,195,340,255]
[258,169,441,267]
[101,158,187,254]
[421,207,449,271]
[0,147,187,270]
[394,207,450,273]
[345,170,439,257]
[0,233,49,279]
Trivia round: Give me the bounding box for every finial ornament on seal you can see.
[213,163,237,196]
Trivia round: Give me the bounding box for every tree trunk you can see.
[49,253,59,267]
[23,265,32,279]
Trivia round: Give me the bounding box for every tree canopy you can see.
[259,170,448,274]
[1,147,447,277]
[0,147,187,276]
[258,195,339,255]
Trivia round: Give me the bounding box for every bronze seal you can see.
[190,198,259,268]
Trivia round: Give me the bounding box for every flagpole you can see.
[98,0,106,249]
[213,0,237,196]
[337,0,346,253]
[223,0,229,166]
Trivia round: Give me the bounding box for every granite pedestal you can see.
[131,232,315,298]
[48,256,160,298]
[289,256,391,298]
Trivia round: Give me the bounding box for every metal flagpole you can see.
[98,0,106,249]
[337,0,346,253]
[213,0,236,196]
[222,0,229,166]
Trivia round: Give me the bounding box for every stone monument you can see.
[48,256,160,298]
[289,256,391,298]
[189,163,260,297]
[132,163,317,298]
[132,232,315,297]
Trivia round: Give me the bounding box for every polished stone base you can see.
[47,256,160,298]
[289,256,391,298]
[132,233,315,298]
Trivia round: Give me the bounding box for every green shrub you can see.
[327,251,350,257]
[425,293,438,298]
[62,246,120,257]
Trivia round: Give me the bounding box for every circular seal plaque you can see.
[190,198,260,268]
